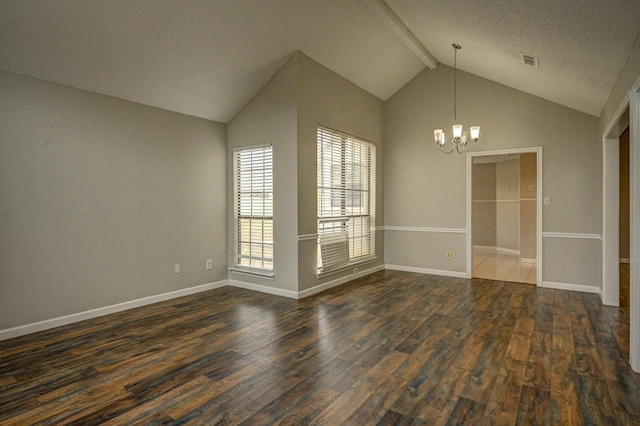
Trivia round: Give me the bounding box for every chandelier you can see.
[434,44,480,154]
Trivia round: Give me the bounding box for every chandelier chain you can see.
[453,45,457,121]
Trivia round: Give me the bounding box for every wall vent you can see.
[521,54,539,67]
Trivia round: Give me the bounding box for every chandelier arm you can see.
[438,142,456,154]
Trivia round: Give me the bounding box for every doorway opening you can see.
[620,125,631,312]
[467,148,542,286]
[602,86,639,372]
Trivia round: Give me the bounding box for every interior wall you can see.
[226,52,385,294]
[472,163,497,246]
[384,64,600,287]
[0,70,228,330]
[520,153,537,259]
[227,54,299,293]
[296,53,385,291]
[620,127,630,260]
[496,159,520,251]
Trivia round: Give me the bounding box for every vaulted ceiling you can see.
[1,0,639,123]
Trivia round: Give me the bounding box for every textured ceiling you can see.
[0,0,424,122]
[1,0,639,122]
[386,0,640,117]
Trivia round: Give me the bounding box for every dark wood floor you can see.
[1,270,639,425]
[621,262,630,310]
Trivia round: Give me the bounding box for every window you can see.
[233,145,273,274]
[317,127,375,272]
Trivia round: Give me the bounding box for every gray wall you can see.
[0,70,228,330]
[296,53,385,291]
[227,54,299,292]
[472,163,497,246]
[227,52,385,293]
[496,159,520,252]
[384,64,601,287]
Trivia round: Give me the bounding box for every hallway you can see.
[473,246,537,284]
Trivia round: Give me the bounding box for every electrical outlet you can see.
[445,251,452,259]
[174,264,180,274]
[353,267,359,274]
[206,259,213,270]
[528,184,535,191]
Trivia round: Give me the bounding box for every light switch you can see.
[544,197,550,205]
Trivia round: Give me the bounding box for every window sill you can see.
[316,256,378,279]
[229,267,274,280]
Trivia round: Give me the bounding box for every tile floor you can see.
[472,246,537,285]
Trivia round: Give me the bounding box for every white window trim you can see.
[317,126,376,274]
[232,144,274,275]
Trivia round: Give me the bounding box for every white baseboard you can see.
[0,280,229,342]
[496,247,520,255]
[520,258,537,263]
[298,264,385,299]
[229,280,298,299]
[541,281,601,295]
[385,264,468,279]
[473,245,520,255]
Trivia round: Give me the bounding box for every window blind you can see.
[233,145,273,272]
[317,127,375,272]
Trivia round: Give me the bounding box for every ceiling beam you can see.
[362,0,438,69]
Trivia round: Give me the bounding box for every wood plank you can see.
[516,385,551,425]
[313,351,407,425]
[523,331,552,391]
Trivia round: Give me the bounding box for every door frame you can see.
[466,147,543,285]
[602,78,640,372]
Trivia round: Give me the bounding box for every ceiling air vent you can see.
[521,53,539,67]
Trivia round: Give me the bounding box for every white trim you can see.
[299,264,385,299]
[229,267,274,279]
[384,226,467,234]
[316,257,378,278]
[467,147,543,285]
[297,233,318,241]
[520,258,537,263]
[542,280,601,295]
[229,280,297,299]
[375,226,385,232]
[498,247,520,255]
[602,83,640,372]
[0,280,229,341]
[604,94,630,139]
[542,232,601,240]
[473,245,524,256]
[385,264,467,279]
[472,199,520,203]
[232,142,271,152]
[630,88,640,372]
